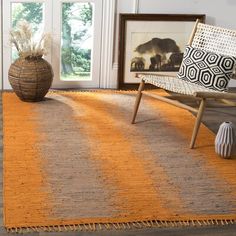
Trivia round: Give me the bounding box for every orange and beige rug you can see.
[3,90,236,233]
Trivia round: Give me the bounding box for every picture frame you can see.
[118,14,205,89]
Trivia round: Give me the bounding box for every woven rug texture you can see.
[3,90,236,233]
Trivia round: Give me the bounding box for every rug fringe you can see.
[6,219,236,233]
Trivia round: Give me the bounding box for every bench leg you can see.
[190,98,206,149]
[131,80,145,124]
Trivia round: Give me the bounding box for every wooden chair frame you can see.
[131,20,236,149]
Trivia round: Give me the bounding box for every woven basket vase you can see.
[8,56,53,102]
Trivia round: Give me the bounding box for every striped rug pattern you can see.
[3,91,236,233]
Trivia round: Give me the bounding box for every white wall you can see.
[113,0,236,88]
[139,0,236,28]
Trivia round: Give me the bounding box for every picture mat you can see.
[124,21,195,83]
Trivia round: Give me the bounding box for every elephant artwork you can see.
[131,57,145,71]
[130,37,184,72]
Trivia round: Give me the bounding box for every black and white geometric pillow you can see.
[177,46,236,92]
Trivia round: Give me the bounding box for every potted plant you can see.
[8,20,53,102]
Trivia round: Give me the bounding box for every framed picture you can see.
[118,14,205,89]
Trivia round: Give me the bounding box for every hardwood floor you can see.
[0,92,236,236]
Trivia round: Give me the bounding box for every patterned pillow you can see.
[177,46,236,91]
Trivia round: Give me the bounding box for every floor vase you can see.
[215,122,235,158]
[8,56,53,102]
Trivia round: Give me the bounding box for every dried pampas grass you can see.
[10,20,51,59]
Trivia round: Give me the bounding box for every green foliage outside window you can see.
[12,2,93,79]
